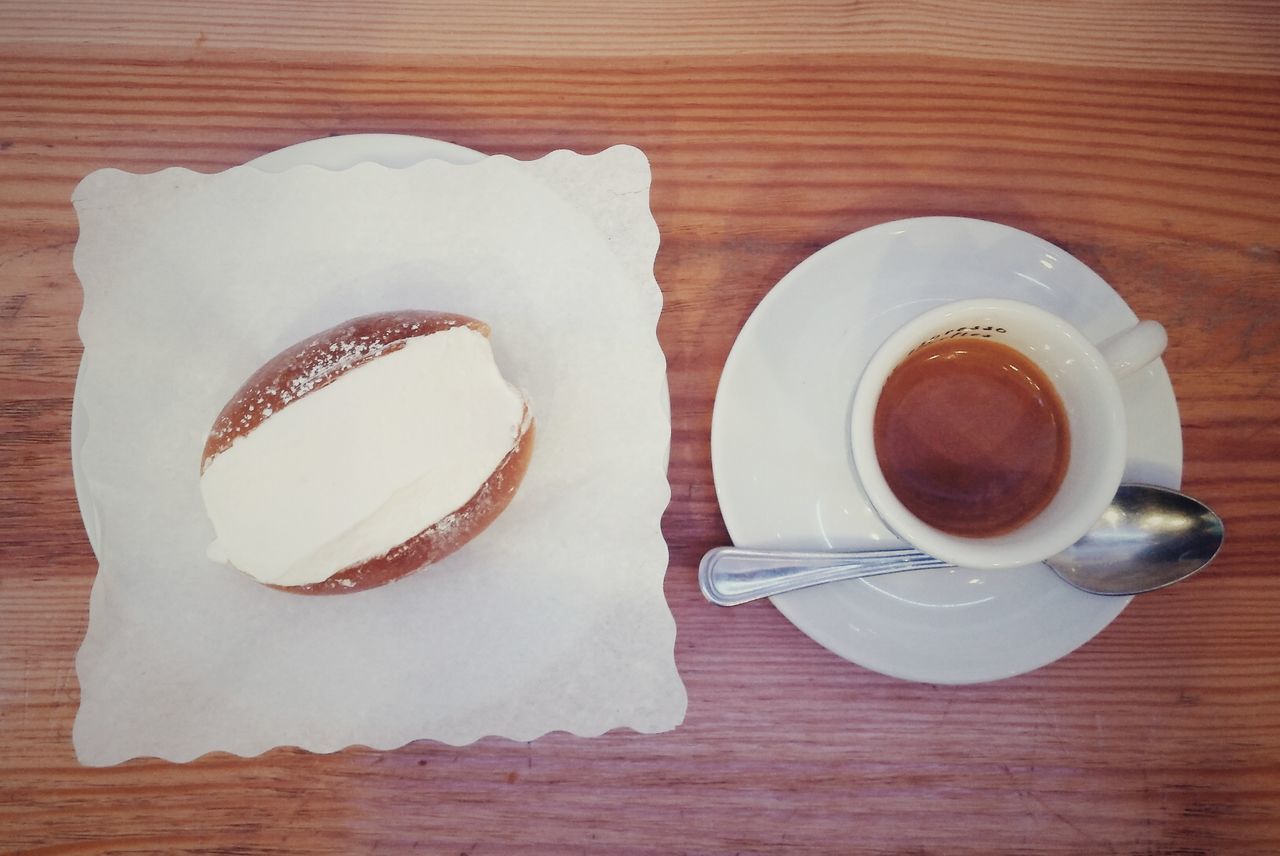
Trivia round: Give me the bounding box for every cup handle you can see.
[1096,320,1167,380]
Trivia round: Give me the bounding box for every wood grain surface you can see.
[2,1,1279,853]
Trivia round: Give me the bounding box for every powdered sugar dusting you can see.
[290,336,393,399]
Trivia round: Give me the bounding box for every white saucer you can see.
[71,135,485,555]
[710,216,1183,684]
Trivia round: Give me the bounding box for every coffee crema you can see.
[873,337,1070,538]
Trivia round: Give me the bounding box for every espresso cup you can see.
[850,298,1167,569]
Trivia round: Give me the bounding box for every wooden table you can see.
[3,2,1278,852]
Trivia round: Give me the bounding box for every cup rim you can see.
[849,298,1128,569]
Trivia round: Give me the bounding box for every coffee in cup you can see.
[850,298,1166,569]
[874,335,1070,538]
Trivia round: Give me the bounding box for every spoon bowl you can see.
[1047,484,1224,595]
[700,484,1223,607]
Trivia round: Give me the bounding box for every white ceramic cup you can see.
[850,298,1167,569]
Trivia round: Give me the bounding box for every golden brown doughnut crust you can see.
[201,310,534,595]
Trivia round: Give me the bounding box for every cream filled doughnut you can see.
[199,311,534,594]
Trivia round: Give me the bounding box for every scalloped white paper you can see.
[71,145,686,765]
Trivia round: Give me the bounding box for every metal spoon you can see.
[700,484,1224,606]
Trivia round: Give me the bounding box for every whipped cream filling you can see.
[200,326,527,587]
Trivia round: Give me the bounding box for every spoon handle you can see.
[699,546,952,606]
